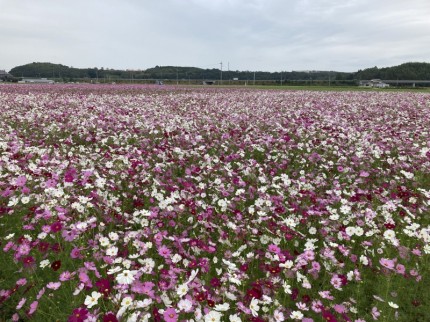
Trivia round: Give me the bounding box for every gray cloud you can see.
[1,0,430,72]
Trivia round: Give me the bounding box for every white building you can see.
[20,78,55,84]
[360,79,390,88]
[0,70,13,81]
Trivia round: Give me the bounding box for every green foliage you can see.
[7,61,430,85]
[8,62,352,82]
[355,62,430,80]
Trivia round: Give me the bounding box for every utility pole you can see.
[220,62,223,85]
[228,62,230,85]
[253,71,256,85]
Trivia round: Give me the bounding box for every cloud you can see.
[1,0,430,72]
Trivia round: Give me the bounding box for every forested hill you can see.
[9,62,350,82]
[355,62,430,80]
[9,63,131,80]
[8,61,430,82]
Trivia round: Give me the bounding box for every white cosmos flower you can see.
[282,281,292,294]
[99,237,110,247]
[225,291,237,301]
[279,260,294,269]
[345,226,356,237]
[39,259,50,268]
[21,196,30,204]
[249,298,260,317]
[185,269,199,285]
[108,232,119,241]
[308,227,317,234]
[106,246,118,256]
[116,270,135,284]
[284,218,297,227]
[126,312,139,322]
[214,303,230,311]
[400,170,414,179]
[138,258,155,274]
[340,205,351,214]
[229,274,242,285]
[290,311,304,320]
[274,309,285,322]
[388,301,399,309]
[178,298,192,312]
[121,296,133,307]
[383,229,396,240]
[136,298,152,308]
[171,253,182,263]
[176,283,189,297]
[204,310,222,322]
[355,226,364,236]
[5,233,15,240]
[7,197,19,207]
[107,266,122,275]
[84,291,102,308]
[229,314,242,322]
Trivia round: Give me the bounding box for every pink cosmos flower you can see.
[311,261,321,272]
[15,176,27,187]
[17,243,31,257]
[395,264,406,275]
[16,297,26,310]
[379,258,395,270]
[359,170,370,177]
[268,244,281,254]
[333,304,347,314]
[16,278,27,286]
[371,307,380,320]
[28,300,38,315]
[79,272,92,288]
[60,271,73,281]
[46,282,61,290]
[163,307,178,322]
[158,245,171,258]
[330,275,343,289]
[71,247,84,259]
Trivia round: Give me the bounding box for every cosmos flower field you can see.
[0,84,429,322]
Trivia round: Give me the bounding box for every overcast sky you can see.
[1,0,429,72]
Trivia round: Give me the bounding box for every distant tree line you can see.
[355,62,430,80]
[9,62,352,83]
[7,61,430,84]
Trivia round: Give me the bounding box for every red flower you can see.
[51,260,62,271]
[240,263,249,272]
[68,307,88,322]
[38,241,50,253]
[50,221,63,233]
[210,277,221,288]
[96,278,111,297]
[22,256,35,268]
[194,291,207,302]
[247,287,262,300]
[322,310,338,322]
[103,312,118,322]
